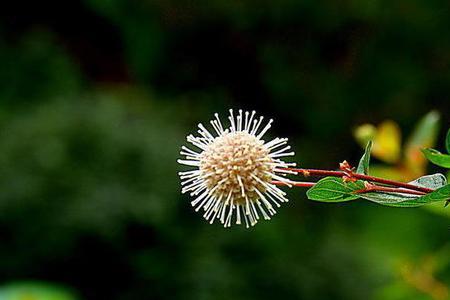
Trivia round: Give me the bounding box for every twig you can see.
[283,166,433,194]
[353,183,427,196]
[272,180,315,188]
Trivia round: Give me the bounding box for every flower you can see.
[178,109,296,228]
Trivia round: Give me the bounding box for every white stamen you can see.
[257,119,273,139]
[178,109,295,228]
[270,151,295,158]
[251,116,264,135]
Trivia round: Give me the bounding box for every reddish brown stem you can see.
[283,168,433,194]
[353,185,426,196]
[272,180,427,197]
[272,181,315,188]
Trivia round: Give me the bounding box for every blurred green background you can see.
[0,1,449,299]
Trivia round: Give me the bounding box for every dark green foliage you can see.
[0,1,449,299]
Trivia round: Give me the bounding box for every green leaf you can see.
[446,128,450,154]
[389,184,450,207]
[359,191,421,207]
[306,173,450,208]
[360,174,448,207]
[421,148,450,168]
[306,177,364,202]
[356,140,372,175]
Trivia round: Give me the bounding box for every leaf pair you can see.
[306,141,450,207]
[306,173,449,207]
[422,129,450,168]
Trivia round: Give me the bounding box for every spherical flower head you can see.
[178,109,295,228]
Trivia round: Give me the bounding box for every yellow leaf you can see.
[372,120,401,164]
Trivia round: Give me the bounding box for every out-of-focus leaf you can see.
[0,281,78,300]
[356,141,372,175]
[446,128,450,154]
[354,124,377,148]
[404,111,441,174]
[371,120,401,164]
[421,148,450,168]
[306,177,364,202]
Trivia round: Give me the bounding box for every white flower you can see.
[178,109,296,228]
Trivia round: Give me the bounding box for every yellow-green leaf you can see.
[372,120,401,164]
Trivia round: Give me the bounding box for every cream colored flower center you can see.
[200,131,274,204]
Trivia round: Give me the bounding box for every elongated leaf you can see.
[421,148,450,168]
[376,184,450,207]
[356,141,372,175]
[360,174,448,207]
[359,192,420,206]
[306,177,364,202]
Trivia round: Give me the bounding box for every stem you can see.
[272,180,315,188]
[353,185,427,196]
[272,180,427,197]
[283,168,433,194]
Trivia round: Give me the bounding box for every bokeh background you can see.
[1,1,450,299]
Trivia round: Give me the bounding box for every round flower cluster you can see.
[178,109,295,228]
